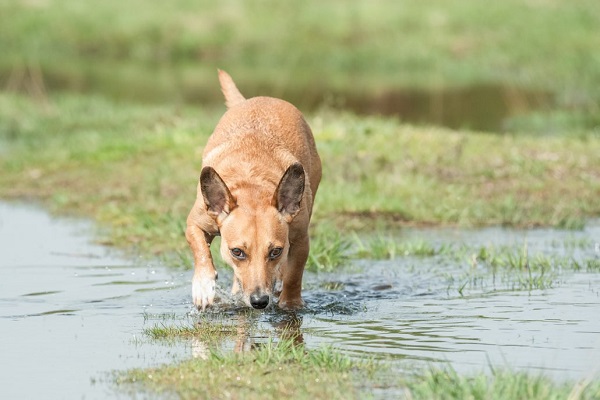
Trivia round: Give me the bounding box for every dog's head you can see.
[200,163,305,309]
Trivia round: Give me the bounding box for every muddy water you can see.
[1,203,599,398]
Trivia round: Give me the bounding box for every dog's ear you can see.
[200,167,236,221]
[273,163,305,222]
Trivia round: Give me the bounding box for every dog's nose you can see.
[250,293,270,309]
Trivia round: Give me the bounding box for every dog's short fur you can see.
[186,70,321,310]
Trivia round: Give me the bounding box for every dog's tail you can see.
[218,69,245,109]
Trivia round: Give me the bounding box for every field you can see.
[1,0,600,398]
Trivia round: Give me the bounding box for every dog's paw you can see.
[192,273,217,311]
[278,297,305,311]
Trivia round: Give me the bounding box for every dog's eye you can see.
[269,247,283,260]
[230,248,246,260]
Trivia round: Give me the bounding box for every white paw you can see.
[192,273,217,311]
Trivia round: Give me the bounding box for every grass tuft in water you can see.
[142,311,180,323]
[573,258,600,272]
[307,224,352,272]
[142,314,253,345]
[355,235,447,259]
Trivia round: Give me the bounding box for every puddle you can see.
[1,202,599,398]
[244,84,556,133]
[0,202,191,399]
[307,224,600,380]
[336,85,555,132]
[5,67,555,133]
[303,266,600,379]
[193,223,600,382]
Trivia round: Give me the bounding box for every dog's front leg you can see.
[186,224,217,310]
[279,234,309,310]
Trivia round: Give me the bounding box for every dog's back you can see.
[203,73,321,215]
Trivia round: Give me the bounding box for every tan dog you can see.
[186,70,321,310]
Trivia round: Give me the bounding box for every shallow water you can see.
[303,265,600,379]
[204,223,600,382]
[1,203,599,398]
[0,203,191,399]
[337,84,554,132]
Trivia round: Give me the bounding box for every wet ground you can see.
[1,203,599,398]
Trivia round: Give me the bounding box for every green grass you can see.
[354,235,450,259]
[144,321,238,342]
[2,0,600,123]
[2,2,600,398]
[116,338,373,400]
[398,367,600,400]
[307,223,353,272]
[117,328,600,400]
[351,235,599,294]
[1,93,599,264]
[453,242,600,293]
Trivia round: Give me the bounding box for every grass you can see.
[351,234,600,294]
[116,337,372,400]
[2,0,600,128]
[117,326,600,400]
[2,1,600,398]
[1,93,599,265]
[307,223,353,272]
[354,235,451,259]
[397,367,600,400]
[144,321,239,342]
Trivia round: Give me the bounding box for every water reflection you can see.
[190,310,305,359]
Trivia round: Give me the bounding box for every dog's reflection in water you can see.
[191,311,304,360]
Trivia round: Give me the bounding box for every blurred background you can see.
[2,0,599,134]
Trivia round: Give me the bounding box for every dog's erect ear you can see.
[273,163,305,221]
[200,167,235,221]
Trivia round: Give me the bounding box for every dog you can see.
[186,70,321,311]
